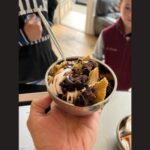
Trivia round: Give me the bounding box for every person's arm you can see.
[92,32,105,62]
[27,96,101,150]
[18,14,43,46]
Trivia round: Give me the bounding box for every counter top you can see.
[19,91,49,102]
[19,91,131,150]
[93,91,131,150]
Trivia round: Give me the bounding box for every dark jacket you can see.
[103,18,131,90]
[93,18,131,90]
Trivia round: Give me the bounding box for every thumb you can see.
[30,96,52,115]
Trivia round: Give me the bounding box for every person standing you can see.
[93,0,132,91]
[18,0,58,84]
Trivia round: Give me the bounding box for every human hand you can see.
[23,14,43,42]
[27,96,101,150]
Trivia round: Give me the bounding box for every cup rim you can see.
[116,115,131,150]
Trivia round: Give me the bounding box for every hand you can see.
[23,14,43,42]
[27,96,101,150]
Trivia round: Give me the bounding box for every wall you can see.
[85,0,97,35]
